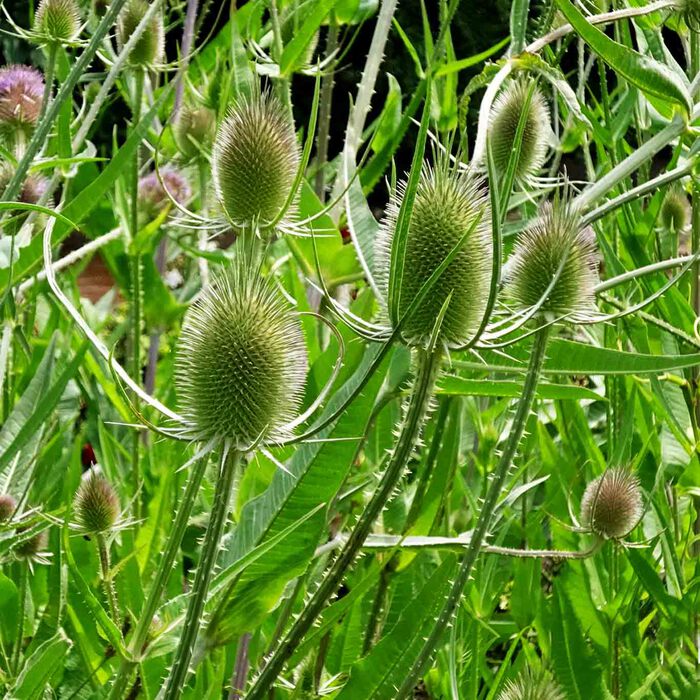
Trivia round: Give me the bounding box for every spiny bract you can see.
[174,104,217,160]
[175,265,307,448]
[116,0,164,67]
[74,473,120,535]
[488,78,550,183]
[34,0,81,44]
[212,92,299,233]
[498,668,565,700]
[504,197,598,317]
[375,161,492,348]
[581,468,643,539]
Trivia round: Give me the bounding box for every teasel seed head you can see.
[660,185,690,233]
[581,468,643,539]
[0,164,49,204]
[375,159,492,348]
[74,472,120,535]
[498,668,565,700]
[34,0,81,44]
[0,65,44,143]
[174,104,217,160]
[14,527,48,560]
[488,78,550,183]
[116,0,164,67]
[138,168,191,221]
[0,494,16,522]
[504,195,598,318]
[212,92,299,234]
[175,263,307,448]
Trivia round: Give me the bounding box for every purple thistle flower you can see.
[0,65,45,132]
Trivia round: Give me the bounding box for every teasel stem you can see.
[197,157,210,287]
[107,451,210,700]
[246,345,442,700]
[610,541,621,697]
[314,17,338,201]
[174,0,200,115]
[163,448,242,699]
[395,325,550,699]
[97,534,121,629]
[37,43,58,134]
[268,0,293,121]
[12,563,28,673]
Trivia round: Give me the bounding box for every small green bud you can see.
[504,197,598,317]
[0,494,16,522]
[74,473,120,534]
[488,79,550,183]
[498,668,564,700]
[174,105,216,160]
[116,0,164,67]
[660,185,690,233]
[375,161,492,347]
[581,468,643,539]
[212,93,299,233]
[175,264,307,447]
[34,0,81,44]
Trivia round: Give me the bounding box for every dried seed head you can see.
[498,669,565,700]
[660,185,690,233]
[14,527,48,560]
[0,65,44,140]
[34,0,81,44]
[74,472,120,534]
[504,196,598,317]
[138,168,191,220]
[174,105,216,160]
[175,265,307,448]
[375,161,492,348]
[0,494,16,522]
[116,0,164,67]
[488,79,550,182]
[212,93,299,233]
[581,468,643,539]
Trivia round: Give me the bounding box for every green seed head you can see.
[581,468,643,539]
[175,265,307,448]
[74,473,120,534]
[212,93,299,233]
[498,669,565,700]
[34,0,81,43]
[375,161,492,348]
[174,105,217,160]
[660,185,690,233]
[116,0,164,67]
[488,79,550,183]
[504,197,598,317]
[0,494,16,522]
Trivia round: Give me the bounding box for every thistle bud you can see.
[580,468,643,539]
[175,265,307,448]
[34,0,81,44]
[116,0,164,67]
[174,105,216,160]
[488,79,550,183]
[660,185,690,233]
[0,494,16,522]
[375,161,492,347]
[0,65,44,143]
[504,197,598,317]
[74,472,120,535]
[212,93,299,233]
[138,168,191,222]
[498,668,564,700]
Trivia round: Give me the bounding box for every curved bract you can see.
[375,161,492,348]
[175,265,307,448]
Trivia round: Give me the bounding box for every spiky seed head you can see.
[581,468,643,539]
[498,669,565,700]
[0,494,16,522]
[34,0,81,44]
[74,472,120,534]
[504,196,598,317]
[0,164,49,204]
[116,0,164,67]
[14,527,48,559]
[138,168,191,221]
[488,79,550,183]
[375,161,492,348]
[0,65,44,141]
[660,185,690,233]
[212,93,299,234]
[175,264,307,448]
[174,105,216,160]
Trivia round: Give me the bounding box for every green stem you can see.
[395,326,550,698]
[246,346,442,700]
[610,542,621,697]
[97,534,121,629]
[12,563,28,674]
[162,449,241,699]
[37,43,58,136]
[107,452,210,700]
[269,0,293,120]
